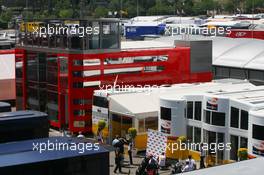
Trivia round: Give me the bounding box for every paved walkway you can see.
[109,151,172,175]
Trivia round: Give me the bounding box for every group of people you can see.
[136,152,167,175]
[112,135,133,174]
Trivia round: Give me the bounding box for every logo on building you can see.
[235,32,247,37]
[206,97,218,111]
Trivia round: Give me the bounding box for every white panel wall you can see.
[0,54,15,80]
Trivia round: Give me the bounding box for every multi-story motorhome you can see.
[15,19,212,133]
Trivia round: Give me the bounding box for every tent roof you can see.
[109,92,159,119]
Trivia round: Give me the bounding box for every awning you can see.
[109,92,159,119]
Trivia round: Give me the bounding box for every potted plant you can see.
[177,136,187,160]
[177,136,187,143]
[237,148,248,161]
[128,127,137,156]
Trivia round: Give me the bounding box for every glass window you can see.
[230,68,246,79]
[230,107,239,128]
[230,135,238,160]
[194,101,202,121]
[101,22,119,49]
[47,91,59,122]
[160,107,171,121]
[212,112,225,126]
[217,132,225,161]
[253,124,264,140]
[203,129,209,144]
[73,99,92,105]
[240,110,248,130]
[92,96,108,108]
[145,117,158,131]
[215,66,229,78]
[204,110,211,124]
[187,101,193,119]
[15,60,23,78]
[194,127,201,144]
[187,125,193,142]
[240,137,248,148]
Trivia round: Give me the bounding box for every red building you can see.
[15,19,212,133]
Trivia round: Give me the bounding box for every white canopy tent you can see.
[109,92,159,119]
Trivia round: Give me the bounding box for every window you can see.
[215,66,229,78]
[104,55,168,65]
[104,67,141,75]
[194,102,202,121]
[160,107,171,121]
[240,137,248,148]
[240,110,248,130]
[230,68,246,79]
[145,117,158,131]
[73,99,91,105]
[230,135,238,160]
[253,124,264,140]
[204,110,211,124]
[187,102,193,119]
[230,107,239,128]
[92,96,108,108]
[187,126,193,142]
[211,112,225,126]
[194,127,201,144]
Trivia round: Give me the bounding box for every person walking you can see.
[128,141,133,165]
[114,151,122,173]
[200,143,206,169]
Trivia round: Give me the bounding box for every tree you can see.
[94,6,108,18]
[59,9,73,18]
[147,0,174,15]
[0,8,12,22]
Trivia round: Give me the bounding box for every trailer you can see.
[0,110,49,143]
[0,137,109,175]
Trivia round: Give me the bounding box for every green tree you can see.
[94,6,108,18]
[59,9,73,18]
[0,8,12,22]
[147,0,174,15]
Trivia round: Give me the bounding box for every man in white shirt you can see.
[187,155,196,170]
[158,152,166,169]
[182,160,193,172]
[112,135,120,146]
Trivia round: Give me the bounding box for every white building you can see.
[160,79,264,161]
[93,79,264,161]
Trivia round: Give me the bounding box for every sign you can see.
[205,96,229,112]
[206,97,218,111]
[160,119,171,134]
[146,129,167,158]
